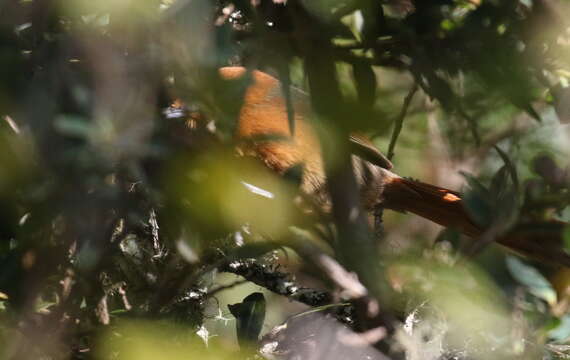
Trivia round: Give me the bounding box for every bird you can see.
[174,66,570,266]
[221,67,479,231]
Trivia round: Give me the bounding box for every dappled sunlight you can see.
[1,0,570,359]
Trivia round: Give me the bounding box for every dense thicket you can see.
[0,1,569,359]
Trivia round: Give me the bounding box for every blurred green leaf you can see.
[389,257,512,354]
[462,186,493,228]
[549,315,570,342]
[506,256,557,306]
[99,320,241,360]
[441,19,455,31]
[53,115,91,138]
[0,0,568,357]
[81,13,110,26]
[494,145,519,192]
[489,165,508,197]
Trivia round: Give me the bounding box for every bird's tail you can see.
[382,177,482,237]
[382,177,570,267]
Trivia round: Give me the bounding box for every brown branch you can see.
[220,259,333,307]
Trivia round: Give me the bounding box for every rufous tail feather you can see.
[383,177,570,266]
[383,177,481,237]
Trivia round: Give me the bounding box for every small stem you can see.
[387,83,418,160]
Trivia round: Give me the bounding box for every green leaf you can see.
[549,315,570,342]
[228,292,266,348]
[506,256,557,306]
[462,192,492,228]
[489,166,508,197]
[53,115,91,138]
[460,171,491,200]
[460,173,493,227]
[441,19,455,31]
[493,146,519,193]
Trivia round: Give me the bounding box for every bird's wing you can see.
[349,134,393,170]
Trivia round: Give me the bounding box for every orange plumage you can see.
[219,67,479,232]
[180,66,570,266]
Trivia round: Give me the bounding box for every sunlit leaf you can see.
[549,315,570,342]
[165,152,297,240]
[506,256,557,306]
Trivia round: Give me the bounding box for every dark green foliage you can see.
[0,0,569,359]
[228,292,266,347]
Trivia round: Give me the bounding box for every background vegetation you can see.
[0,0,570,359]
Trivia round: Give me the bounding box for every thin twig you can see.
[316,254,368,297]
[207,279,249,297]
[387,83,418,160]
